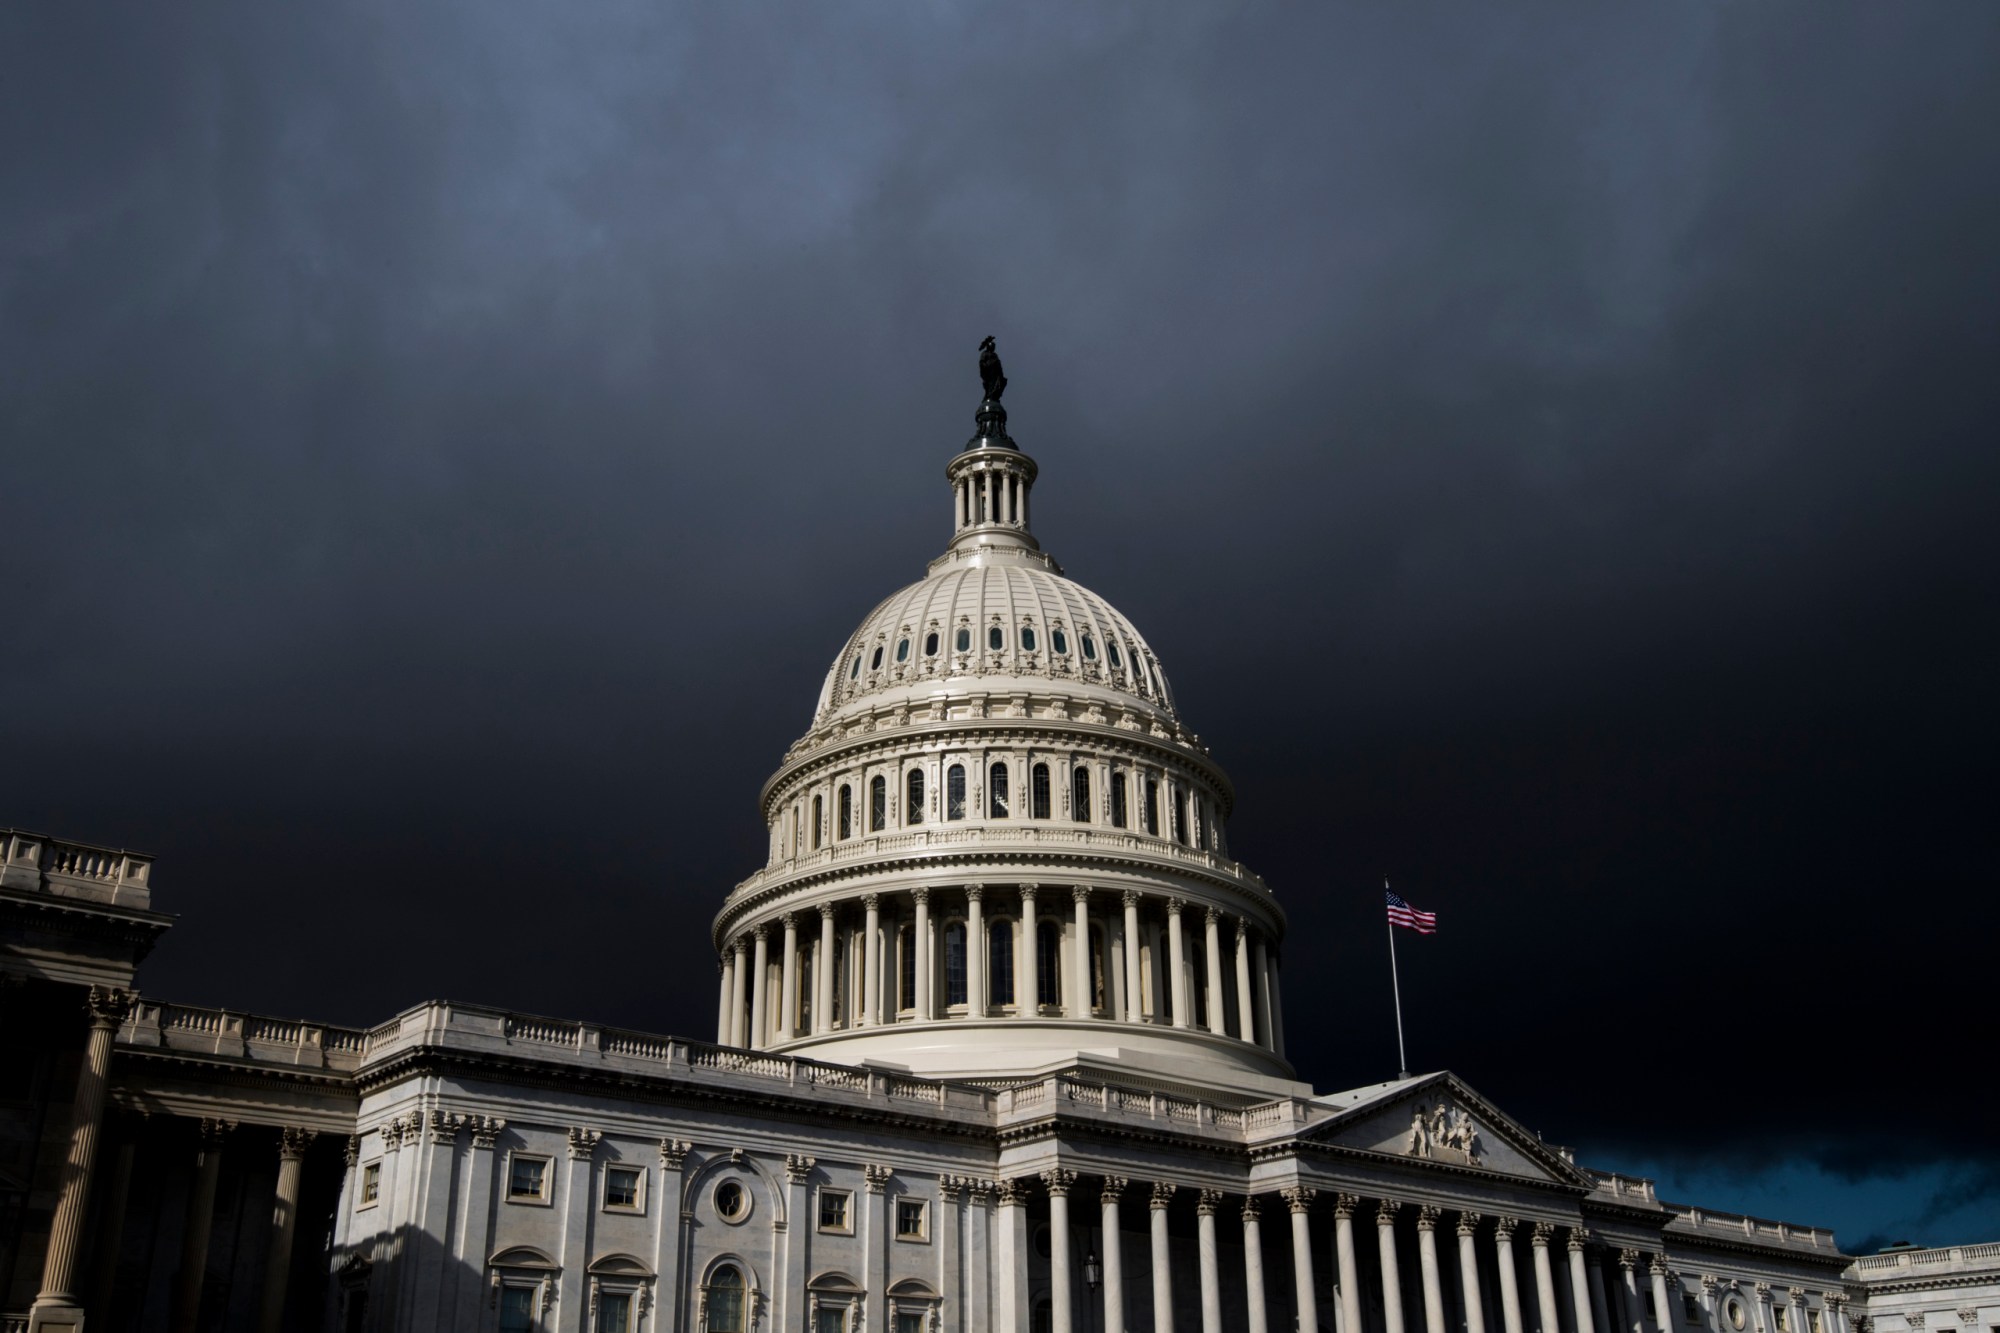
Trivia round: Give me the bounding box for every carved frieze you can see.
[1405,1095,1484,1166]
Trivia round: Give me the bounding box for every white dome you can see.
[813,562,1179,725]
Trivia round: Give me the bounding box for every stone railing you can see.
[117,999,370,1073]
[730,824,1270,901]
[1848,1244,2000,1276]
[994,1074,1314,1141]
[0,827,155,909]
[4,1311,30,1333]
[1668,1203,1839,1251]
[1589,1169,1661,1204]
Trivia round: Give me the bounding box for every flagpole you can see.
[1387,877,1409,1079]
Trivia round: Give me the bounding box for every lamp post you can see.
[1084,1249,1101,1333]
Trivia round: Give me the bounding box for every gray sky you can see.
[5,2,1996,1250]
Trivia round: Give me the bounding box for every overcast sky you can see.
[4,2,1996,1253]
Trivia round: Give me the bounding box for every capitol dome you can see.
[713,367,1298,1100]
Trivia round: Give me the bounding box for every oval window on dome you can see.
[1052,628,1068,655]
[869,646,883,671]
[988,626,1003,651]
[850,654,862,679]
[1107,640,1123,669]
[956,627,971,653]
[896,637,909,662]
[1081,634,1097,661]
[1020,627,1037,652]
[925,632,939,656]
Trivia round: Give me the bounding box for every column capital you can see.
[84,985,134,1028]
[1205,906,1222,925]
[1753,1282,1772,1299]
[1197,1188,1225,1216]
[656,1137,690,1168]
[1656,1258,1675,1279]
[862,892,881,911]
[965,883,985,902]
[1151,1180,1178,1210]
[1458,1211,1482,1237]
[966,1177,996,1205]
[1019,882,1039,902]
[784,1153,816,1184]
[864,1164,894,1194]
[342,1134,359,1168]
[1281,1186,1316,1214]
[1242,1195,1262,1221]
[753,922,770,941]
[1624,1249,1644,1272]
[1122,888,1141,907]
[566,1126,601,1160]
[733,935,749,956]
[1495,1214,1519,1240]
[1101,1175,1129,1204]
[995,1176,1028,1205]
[1377,1199,1403,1227]
[1041,1168,1078,1197]
[1901,1314,1921,1333]
[427,1111,467,1145]
[1166,897,1185,917]
[1418,1204,1442,1231]
[780,911,798,929]
[197,1117,235,1146]
[1702,1276,1720,1297]
[939,1174,967,1203]
[1236,916,1253,942]
[1787,1288,1805,1305]
[819,901,838,920]
[1569,1226,1590,1252]
[910,886,929,906]
[277,1127,314,1162]
[1334,1192,1361,1219]
[1072,884,1092,904]
[1528,1220,1555,1246]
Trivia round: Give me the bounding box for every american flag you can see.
[1385,891,1437,934]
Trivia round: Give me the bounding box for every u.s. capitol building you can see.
[3,354,1992,1333]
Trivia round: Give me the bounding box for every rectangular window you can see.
[358,1161,381,1208]
[1775,1308,1789,1333]
[988,763,1009,818]
[1110,772,1128,828]
[1143,776,1159,835]
[1170,784,1187,843]
[1072,766,1091,823]
[895,1315,925,1333]
[818,1188,852,1233]
[988,921,1015,1006]
[816,1310,849,1333]
[597,1292,632,1333]
[603,1165,643,1211]
[1036,924,1062,1009]
[898,927,916,1011]
[947,766,966,820]
[944,924,968,1007]
[895,1197,929,1241]
[870,777,886,832]
[1685,1295,1703,1324]
[1808,1313,1821,1333]
[507,1153,550,1203]
[1031,765,1050,819]
[498,1286,536,1333]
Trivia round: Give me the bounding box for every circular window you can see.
[1051,628,1068,655]
[714,1179,752,1224]
[1081,634,1097,661]
[988,626,1004,651]
[956,627,971,652]
[869,646,883,670]
[896,637,910,663]
[1726,1300,1746,1331]
[1020,627,1037,652]
[925,632,939,656]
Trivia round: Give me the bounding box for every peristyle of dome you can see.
[714,387,1296,1100]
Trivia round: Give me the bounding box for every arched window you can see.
[812,794,823,849]
[988,763,1009,818]
[1072,767,1091,823]
[988,920,1015,1007]
[1036,920,1062,1008]
[838,786,853,840]
[1081,633,1097,661]
[1052,628,1068,655]
[956,627,971,652]
[924,631,939,656]
[870,775,886,832]
[850,654,862,680]
[1089,924,1107,1011]
[895,637,910,662]
[906,768,925,825]
[1110,772,1128,828]
[869,645,883,671]
[944,922,967,1007]
[946,765,966,821]
[988,625,1004,651]
[898,925,916,1013]
[1194,799,1207,850]
[1021,626,1037,652]
[707,1266,745,1333]
[1142,777,1159,836]
[1170,784,1187,844]
[1031,763,1051,819]
[1107,639,1124,669]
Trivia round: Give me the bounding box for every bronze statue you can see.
[978,336,1007,401]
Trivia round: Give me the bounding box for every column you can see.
[1045,1170,1077,1333]
[913,888,933,1020]
[1532,1225,1562,1333]
[1495,1217,1525,1333]
[1567,1233,1597,1333]
[862,894,882,1026]
[169,1118,234,1333]
[1242,1197,1270,1333]
[780,914,800,1040]
[1589,1253,1614,1333]
[1336,1195,1365,1333]
[1202,910,1226,1035]
[966,1180,994,1333]
[1197,1190,1224,1333]
[1658,1267,1687,1333]
[1165,899,1190,1028]
[1151,1182,1177,1333]
[816,905,837,1034]
[749,924,771,1047]
[1380,1201,1408,1333]
[1234,921,1257,1042]
[1623,1253,1647,1333]
[1268,946,1287,1055]
[1103,1177,1129,1333]
[997,1180,1029,1333]
[966,886,986,1015]
[716,955,733,1044]
[938,1177,966,1332]
[256,1128,315,1333]
[1459,1213,1490,1333]
[782,1156,815,1332]
[1419,1206,1448,1333]
[1072,888,1093,1018]
[866,1166,894,1329]
[88,1117,143,1325]
[1252,938,1274,1051]
[453,1119,508,1333]
[1019,885,1039,1013]
[1284,1188,1319,1333]
[729,938,749,1045]
[1123,892,1145,1022]
[28,985,131,1332]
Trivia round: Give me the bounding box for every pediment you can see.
[1301,1073,1592,1188]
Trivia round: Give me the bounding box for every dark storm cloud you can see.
[4,2,1996,1249]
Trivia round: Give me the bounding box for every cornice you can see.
[0,887,174,940]
[1665,1229,1853,1270]
[996,1113,1256,1162]
[111,1046,361,1097]
[1852,1274,1998,1296]
[1258,1136,1595,1201]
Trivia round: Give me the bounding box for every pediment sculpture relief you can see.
[1406,1097,1483,1166]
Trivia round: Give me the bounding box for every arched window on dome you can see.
[895,637,909,663]
[925,631,939,657]
[850,654,862,680]
[1170,783,1187,845]
[1081,633,1097,661]
[906,768,925,825]
[1107,639,1124,670]
[988,763,1009,818]
[987,919,1014,1008]
[1052,627,1069,655]
[898,924,915,1014]
[838,786,853,841]
[869,776,886,832]
[1072,766,1091,823]
[1020,626,1037,652]
[812,795,823,849]
[1109,772,1128,829]
[946,765,966,821]
[1030,764,1050,819]
[1036,920,1062,1009]
[943,922,967,1008]
[706,1266,746,1333]
[870,645,883,671]
[956,627,971,653]
[988,625,1004,652]
[1141,777,1159,836]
